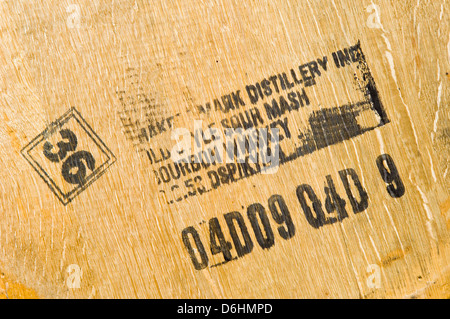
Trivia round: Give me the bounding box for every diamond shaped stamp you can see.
[21,107,116,205]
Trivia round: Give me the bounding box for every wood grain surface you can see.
[0,0,448,298]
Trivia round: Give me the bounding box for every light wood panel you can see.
[0,0,448,298]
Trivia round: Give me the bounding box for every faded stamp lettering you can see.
[116,41,390,205]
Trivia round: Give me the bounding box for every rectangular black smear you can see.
[309,101,374,149]
[298,41,389,153]
[281,41,390,164]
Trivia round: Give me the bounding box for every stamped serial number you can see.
[181,153,405,270]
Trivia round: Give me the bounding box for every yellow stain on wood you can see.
[378,246,412,268]
[440,196,450,229]
[0,269,40,299]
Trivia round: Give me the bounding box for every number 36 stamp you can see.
[21,107,116,205]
